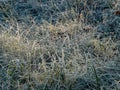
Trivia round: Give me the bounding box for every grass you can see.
[0,0,120,90]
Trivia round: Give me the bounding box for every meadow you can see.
[0,0,120,90]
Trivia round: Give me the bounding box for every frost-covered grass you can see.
[0,0,120,90]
